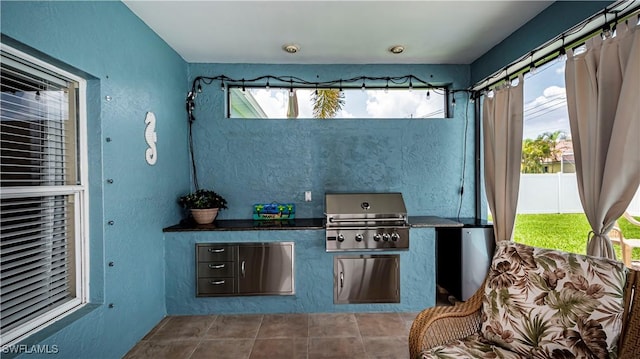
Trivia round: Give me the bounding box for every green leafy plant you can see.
[178,189,228,210]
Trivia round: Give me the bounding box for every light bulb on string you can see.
[384,78,389,94]
[409,78,413,92]
[220,80,225,91]
[529,52,537,75]
[361,81,366,92]
[197,83,202,93]
[426,90,431,100]
[241,79,246,92]
[339,80,344,97]
[557,35,567,62]
[265,79,270,91]
[557,48,567,62]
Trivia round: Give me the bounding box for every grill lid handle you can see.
[328,216,406,223]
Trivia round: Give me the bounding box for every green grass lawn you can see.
[513,213,640,260]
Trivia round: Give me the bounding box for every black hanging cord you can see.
[457,92,472,221]
[186,91,199,190]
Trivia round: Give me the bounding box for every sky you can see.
[238,87,446,119]
[522,60,570,140]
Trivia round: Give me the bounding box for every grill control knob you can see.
[338,234,345,242]
[373,233,382,241]
[391,232,400,241]
[355,234,364,242]
[382,233,391,241]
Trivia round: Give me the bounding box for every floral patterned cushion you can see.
[420,333,527,359]
[481,241,627,358]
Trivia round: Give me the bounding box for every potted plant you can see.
[178,189,228,224]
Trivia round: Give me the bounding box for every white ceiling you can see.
[123,0,553,64]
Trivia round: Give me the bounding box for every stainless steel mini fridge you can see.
[436,226,495,301]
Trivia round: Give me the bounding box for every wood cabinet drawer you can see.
[197,262,235,278]
[197,277,235,295]
[197,245,236,262]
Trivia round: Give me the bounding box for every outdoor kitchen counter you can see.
[409,216,464,228]
[163,218,325,232]
[163,216,465,232]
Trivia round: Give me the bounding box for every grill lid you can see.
[325,193,407,217]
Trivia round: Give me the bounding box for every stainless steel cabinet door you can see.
[334,255,400,304]
[237,242,294,295]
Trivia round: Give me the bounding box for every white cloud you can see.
[252,89,288,118]
[523,85,570,139]
[365,90,443,118]
[525,85,566,112]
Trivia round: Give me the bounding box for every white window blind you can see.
[1,47,86,346]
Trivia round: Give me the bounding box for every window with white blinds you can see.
[0,45,87,346]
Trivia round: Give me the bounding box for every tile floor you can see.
[124,312,419,359]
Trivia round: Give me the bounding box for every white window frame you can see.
[0,43,90,347]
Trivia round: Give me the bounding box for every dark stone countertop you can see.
[163,218,325,232]
[408,216,463,228]
[163,216,490,232]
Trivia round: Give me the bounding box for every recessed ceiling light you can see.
[389,45,405,54]
[283,44,300,54]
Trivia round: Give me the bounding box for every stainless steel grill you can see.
[325,193,409,252]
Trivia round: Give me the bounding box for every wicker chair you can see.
[409,250,640,359]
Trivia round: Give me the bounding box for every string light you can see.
[529,52,537,75]
[557,35,567,62]
[187,74,471,121]
[339,80,344,97]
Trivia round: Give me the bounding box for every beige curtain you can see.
[565,17,640,258]
[483,75,524,243]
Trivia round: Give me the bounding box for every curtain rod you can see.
[472,0,640,92]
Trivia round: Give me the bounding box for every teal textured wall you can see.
[187,63,475,220]
[1,1,189,358]
[0,0,613,357]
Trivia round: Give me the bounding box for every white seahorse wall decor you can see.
[144,112,158,165]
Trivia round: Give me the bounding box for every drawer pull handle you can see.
[208,263,225,269]
[241,260,246,277]
[340,271,344,288]
[208,248,225,253]
[210,280,226,285]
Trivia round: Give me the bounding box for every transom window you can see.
[228,87,448,119]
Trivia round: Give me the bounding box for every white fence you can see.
[518,173,640,216]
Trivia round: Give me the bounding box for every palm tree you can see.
[539,130,566,162]
[311,89,345,119]
[521,131,567,173]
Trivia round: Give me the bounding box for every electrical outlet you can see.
[305,191,312,202]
